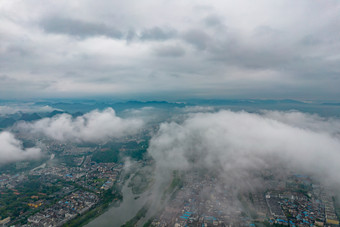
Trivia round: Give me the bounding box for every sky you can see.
[1,0,340,100]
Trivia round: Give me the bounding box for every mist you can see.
[0,131,41,165]
[148,110,340,190]
[17,108,144,142]
[0,104,57,116]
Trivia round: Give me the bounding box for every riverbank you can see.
[63,185,123,227]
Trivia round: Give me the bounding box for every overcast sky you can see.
[1,0,340,100]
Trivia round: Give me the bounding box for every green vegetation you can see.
[0,158,47,175]
[238,193,258,219]
[143,218,154,227]
[63,207,100,227]
[0,175,61,221]
[162,171,183,201]
[92,141,148,163]
[249,192,254,204]
[332,196,340,219]
[58,155,84,167]
[121,203,150,227]
[166,171,183,193]
[253,221,287,227]
[92,150,119,163]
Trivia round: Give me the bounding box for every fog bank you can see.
[149,110,340,188]
[0,131,41,165]
[18,108,144,142]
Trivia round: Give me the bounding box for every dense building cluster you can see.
[26,190,98,227]
[152,173,250,227]
[151,173,340,227]
[0,153,123,226]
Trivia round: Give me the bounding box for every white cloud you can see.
[18,108,144,142]
[0,131,41,165]
[0,104,56,115]
[262,110,340,135]
[181,106,215,113]
[149,110,340,188]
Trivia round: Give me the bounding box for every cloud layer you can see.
[1,0,340,99]
[0,104,56,115]
[149,110,340,188]
[0,131,41,165]
[18,108,143,142]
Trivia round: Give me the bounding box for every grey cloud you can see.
[18,108,144,142]
[211,46,293,69]
[1,0,340,99]
[140,27,177,41]
[204,23,340,78]
[126,29,137,42]
[182,29,211,50]
[41,17,123,39]
[206,26,294,69]
[41,20,178,41]
[203,15,223,27]
[149,110,340,189]
[252,26,282,39]
[6,45,31,57]
[300,34,322,46]
[0,75,16,82]
[0,131,41,165]
[154,44,185,57]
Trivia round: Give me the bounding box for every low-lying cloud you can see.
[262,110,340,135]
[149,110,340,188]
[181,105,215,113]
[18,108,144,142]
[0,131,41,165]
[0,104,57,116]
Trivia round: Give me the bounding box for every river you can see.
[85,176,150,227]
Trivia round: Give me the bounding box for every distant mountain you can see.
[322,102,340,106]
[49,102,108,113]
[0,117,16,128]
[46,110,66,118]
[112,101,185,111]
[43,100,186,113]
[72,112,84,117]
[19,113,42,121]
[187,99,305,106]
